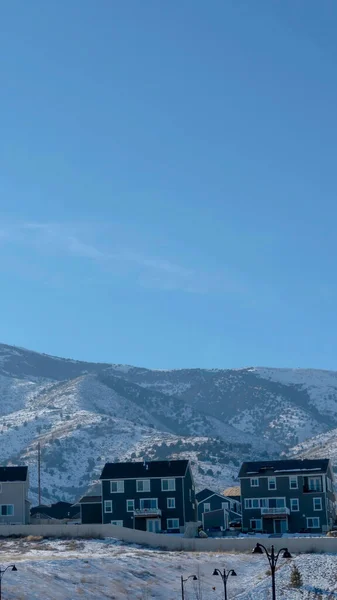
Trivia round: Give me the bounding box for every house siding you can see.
[0,481,28,524]
[240,470,335,533]
[81,503,102,524]
[197,495,230,521]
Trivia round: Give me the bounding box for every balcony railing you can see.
[134,508,162,517]
[261,507,290,516]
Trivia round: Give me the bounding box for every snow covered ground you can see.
[0,538,336,599]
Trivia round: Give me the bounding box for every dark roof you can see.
[100,459,189,480]
[195,488,215,502]
[79,495,102,504]
[30,502,79,520]
[238,459,330,478]
[0,466,28,482]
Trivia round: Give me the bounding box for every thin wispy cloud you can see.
[0,221,242,294]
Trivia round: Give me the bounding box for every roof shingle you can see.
[100,460,189,480]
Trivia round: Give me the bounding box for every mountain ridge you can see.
[0,342,336,504]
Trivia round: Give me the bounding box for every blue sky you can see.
[1,1,337,369]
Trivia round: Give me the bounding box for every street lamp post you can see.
[180,574,197,600]
[0,564,17,600]
[212,568,237,600]
[252,543,291,600]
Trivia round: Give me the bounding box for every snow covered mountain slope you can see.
[0,343,337,503]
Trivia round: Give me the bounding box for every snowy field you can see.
[0,538,336,599]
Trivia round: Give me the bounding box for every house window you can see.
[222,502,229,510]
[167,518,179,529]
[0,505,13,516]
[204,503,211,512]
[140,498,158,510]
[268,478,276,490]
[250,519,262,531]
[126,500,135,512]
[136,480,151,492]
[313,497,322,511]
[308,477,322,492]
[167,498,175,509]
[307,517,320,529]
[104,500,112,514]
[290,498,299,512]
[111,520,123,526]
[161,479,175,491]
[289,476,298,489]
[250,478,259,487]
[110,480,124,493]
[244,498,260,509]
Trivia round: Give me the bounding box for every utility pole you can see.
[37,442,41,505]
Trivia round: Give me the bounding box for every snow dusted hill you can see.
[0,343,337,504]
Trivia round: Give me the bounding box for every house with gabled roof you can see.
[100,459,197,532]
[0,466,30,524]
[239,458,336,534]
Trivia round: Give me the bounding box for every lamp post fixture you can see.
[252,543,291,600]
[0,564,17,600]
[212,568,237,600]
[180,574,197,600]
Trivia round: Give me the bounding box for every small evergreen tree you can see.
[290,564,303,588]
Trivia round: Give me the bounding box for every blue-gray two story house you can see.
[100,459,197,532]
[239,458,336,534]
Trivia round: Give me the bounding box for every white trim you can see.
[139,498,158,509]
[290,498,299,512]
[268,477,277,490]
[136,480,151,492]
[204,503,211,512]
[146,519,161,533]
[313,497,323,511]
[306,516,320,529]
[250,518,262,530]
[167,498,175,509]
[0,504,14,516]
[250,478,259,487]
[161,479,176,492]
[110,480,124,493]
[167,518,179,529]
[104,500,113,514]
[126,499,135,512]
[100,475,185,481]
[289,476,298,489]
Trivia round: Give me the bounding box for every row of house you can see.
[0,457,335,535]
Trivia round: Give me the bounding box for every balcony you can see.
[134,508,162,518]
[261,507,290,517]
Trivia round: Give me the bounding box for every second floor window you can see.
[250,478,259,487]
[268,478,276,490]
[309,477,322,492]
[290,498,299,512]
[136,480,151,492]
[161,479,175,491]
[313,497,322,511]
[140,498,158,509]
[204,503,211,512]
[289,476,298,489]
[110,480,124,493]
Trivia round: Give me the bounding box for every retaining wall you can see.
[0,523,337,553]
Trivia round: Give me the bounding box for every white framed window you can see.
[167,518,179,529]
[126,499,135,512]
[308,477,322,492]
[204,503,211,512]
[161,479,175,491]
[167,497,175,509]
[110,480,124,493]
[111,520,123,526]
[222,502,229,510]
[307,517,320,529]
[136,480,151,492]
[140,498,158,509]
[104,500,112,514]
[290,498,299,512]
[289,476,298,489]
[313,497,322,511]
[268,477,276,490]
[0,505,13,516]
[250,519,262,530]
[250,478,259,487]
[244,498,260,509]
